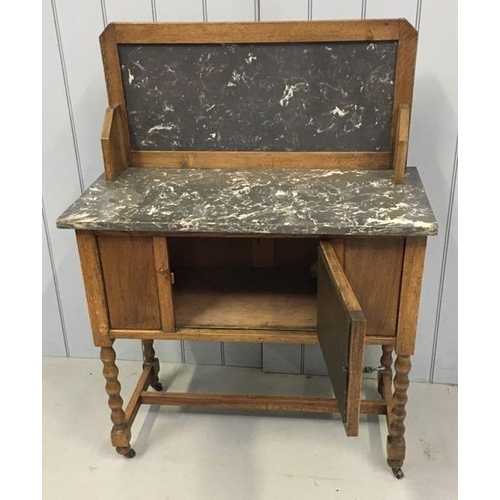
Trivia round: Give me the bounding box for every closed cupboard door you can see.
[98,234,161,330]
[317,240,366,436]
[97,235,175,332]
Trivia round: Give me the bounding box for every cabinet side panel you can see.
[344,237,404,337]
[396,236,427,355]
[75,231,111,347]
[98,235,161,329]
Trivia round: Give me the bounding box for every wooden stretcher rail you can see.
[110,328,396,346]
[124,364,152,425]
[111,327,318,344]
[381,372,394,429]
[138,392,387,415]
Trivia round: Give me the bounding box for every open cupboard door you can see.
[317,240,366,436]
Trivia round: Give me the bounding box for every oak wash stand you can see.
[57,20,437,479]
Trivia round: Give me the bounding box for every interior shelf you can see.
[173,267,318,331]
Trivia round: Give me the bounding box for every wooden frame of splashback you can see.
[99,20,417,173]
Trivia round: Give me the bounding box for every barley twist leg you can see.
[387,354,411,479]
[100,346,135,458]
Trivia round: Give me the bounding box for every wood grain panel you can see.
[393,104,410,184]
[344,237,405,337]
[100,24,132,164]
[75,231,111,346]
[152,237,175,332]
[113,20,401,43]
[317,241,366,436]
[168,237,253,268]
[111,327,318,344]
[274,238,318,268]
[101,105,128,181]
[98,235,161,329]
[396,237,427,355]
[139,392,386,414]
[391,20,417,162]
[173,268,317,330]
[131,151,391,169]
[252,238,275,268]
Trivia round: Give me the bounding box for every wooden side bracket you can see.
[392,104,410,184]
[101,105,128,181]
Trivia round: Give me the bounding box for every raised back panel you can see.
[119,42,397,153]
[100,21,417,168]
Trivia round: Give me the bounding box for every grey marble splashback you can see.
[118,42,397,153]
[57,167,437,236]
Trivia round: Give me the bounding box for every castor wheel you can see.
[392,468,404,480]
[152,382,163,391]
[116,447,136,458]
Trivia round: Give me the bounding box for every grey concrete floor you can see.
[43,357,457,500]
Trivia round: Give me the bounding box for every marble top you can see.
[56,167,437,236]
[119,41,397,153]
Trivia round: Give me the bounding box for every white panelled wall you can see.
[42,0,457,384]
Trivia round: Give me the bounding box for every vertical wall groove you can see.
[202,0,208,22]
[307,0,313,20]
[220,343,226,366]
[429,136,458,383]
[361,0,367,19]
[50,0,85,195]
[180,339,186,363]
[416,0,423,30]
[151,1,158,22]
[43,199,70,357]
[254,0,260,22]
[300,345,305,374]
[100,0,108,26]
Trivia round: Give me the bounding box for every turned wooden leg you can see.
[100,346,135,458]
[387,354,411,479]
[378,345,394,396]
[142,340,163,391]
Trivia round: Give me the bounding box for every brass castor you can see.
[152,382,163,391]
[392,468,404,480]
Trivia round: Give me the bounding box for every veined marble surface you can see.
[56,167,437,236]
[119,42,397,152]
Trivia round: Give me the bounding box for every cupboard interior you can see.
[169,237,319,331]
[97,234,404,337]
